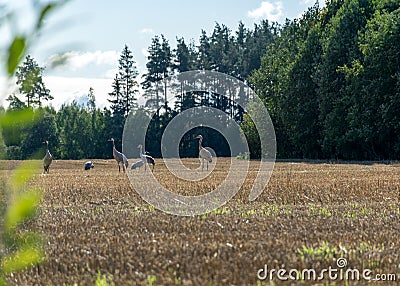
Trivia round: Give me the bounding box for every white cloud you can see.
[104,68,119,79]
[247,1,283,22]
[0,48,146,110]
[0,76,113,109]
[47,50,120,73]
[301,0,315,4]
[0,75,17,94]
[140,28,155,34]
[0,76,18,107]
[43,76,113,109]
[1,74,147,110]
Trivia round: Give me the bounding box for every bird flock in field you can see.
[41,134,213,174]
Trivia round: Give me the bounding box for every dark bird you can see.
[84,161,94,170]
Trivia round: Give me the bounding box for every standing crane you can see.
[42,140,53,173]
[138,144,155,171]
[195,135,212,171]
[108,138,128,172]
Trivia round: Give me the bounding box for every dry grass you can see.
[4,159,400,285]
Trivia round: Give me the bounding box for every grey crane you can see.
[131,159,144,170]
[108,138,128,172]
[43,140,53,173]
[84,161,94,170]
[195,135,212,171]
[138,144,155,171]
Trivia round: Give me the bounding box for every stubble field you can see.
[3,158,400,285]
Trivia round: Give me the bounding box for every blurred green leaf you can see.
[9,160,41,190]
[0,109,35,128]
[0,277,7,286]
[14,232,43,249]
[36,3,55,30]
[36,1,69,30]
[4,189,41,232]
[0,0,69,281]
[2,247,42,273]
[4,231,44,254]
[7,36,26,76]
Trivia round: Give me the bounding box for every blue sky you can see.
[0,0,320,108]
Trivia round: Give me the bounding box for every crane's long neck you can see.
[46,142,49,151]
[139,146,146,162]
[112,141,118,157]
[198,138,202,151]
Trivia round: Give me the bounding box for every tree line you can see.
[2,18,275,160]
[1,0,399,160]
[251,0,400,160]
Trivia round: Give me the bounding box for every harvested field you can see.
[4,159,400,285]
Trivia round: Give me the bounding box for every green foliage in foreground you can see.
[0,1,67,284]
[0,111,43,285]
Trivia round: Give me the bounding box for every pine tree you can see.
[142,35,163,112]
[16,55,53,107]
[86,87,96,112]
[174,38,197,111]
[142,35,173,113]
[229,21,248,80]
[209,23,231,73]
[197,30,211,70]
[174,37,195,73]
[6,94,26,110]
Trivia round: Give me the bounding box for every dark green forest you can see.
[1,0,399,160]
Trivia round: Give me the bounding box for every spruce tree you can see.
[142,35,173,113]
[118,45,139,117]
